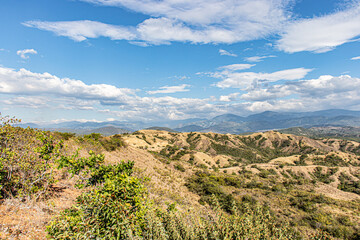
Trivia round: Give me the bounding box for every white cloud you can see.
[351,56,360,60]
[3,96,48,108]
[244,55,276,62]
[219,93,239,102]
[3,65,360,122]
[24,0,291,45]
[218,64,255,71]
[241,86,290,101]
[23,20,136,42]
[243,75,360,112]
[22,0,360,53]
[147,84,190,94]
[277,3,360,53]
[214,67,312,89]
[0,66,222,121]
[219,49,237,57]
[17,49,38,59]
[0,67,136,102]
[83,0,290,26]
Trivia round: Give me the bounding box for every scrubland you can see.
[1,116,360,239]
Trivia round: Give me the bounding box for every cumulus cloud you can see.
[244,55,276,62]
[241,86,290,101]
[351,56,360,60]
[0,67,136,102]
[0,66,225,121]
[219,93,239,102]
[219,49,237,57]
[17,49,38,59]
[2,66,360,121]
[24,0,291,45]
[147,84,190,94]
[243,75,360,112]
[214,67,312,89]
[277,3,360,53]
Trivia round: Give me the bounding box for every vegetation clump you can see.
[0,115,63,200]
[48,158,302,239]
[77,133,126,151]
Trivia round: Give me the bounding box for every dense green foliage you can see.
[47,154,307,239]
[0,115,63,200]
[47,158,147,239]
[338,172,360,195]
[77,133,126,151]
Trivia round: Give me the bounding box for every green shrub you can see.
[47,160,147,239]
[311,167,337,184]
[174,163,185,172]
[54,131,76,140]
[0,115,63,200]
[338,172,360,194]
[77,133,125,151]
[100,134,126,151]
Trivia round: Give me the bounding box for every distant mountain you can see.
[46,120,141,131]
[174,109,360,134]
[211,114,246,123]
[51,126,131,136]
[145,126,178,132]
[16,122,41,128]
[174,125,205,132]
[19,109,360,135]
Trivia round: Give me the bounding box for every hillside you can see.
[1,120,360,239]
[122,130,360,238]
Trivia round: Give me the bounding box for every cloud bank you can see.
[1,66,360,120]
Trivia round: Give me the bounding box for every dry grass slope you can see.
[1,127,360,239]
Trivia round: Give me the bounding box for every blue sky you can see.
[1,0,360,123]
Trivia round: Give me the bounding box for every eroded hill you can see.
[122,130,360,239]
[1,125,360,239]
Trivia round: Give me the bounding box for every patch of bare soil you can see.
[0,179,81,240]
[315,183,360,201]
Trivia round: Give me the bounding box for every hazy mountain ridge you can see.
[17,109,360,135]
[175,109,360,134]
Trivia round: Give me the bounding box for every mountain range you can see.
[18,109,360,135]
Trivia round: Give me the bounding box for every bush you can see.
[174,163,185,172]
[0,115,63,200]
[100,134,126,151]
[47,160,147,239]
[338,172,360,194]
[48,157,300,239]
[311,167,337,184]
[54,131,76,140]
[78,133,125,151]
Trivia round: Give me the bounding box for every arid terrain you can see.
[1,128,360,239]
